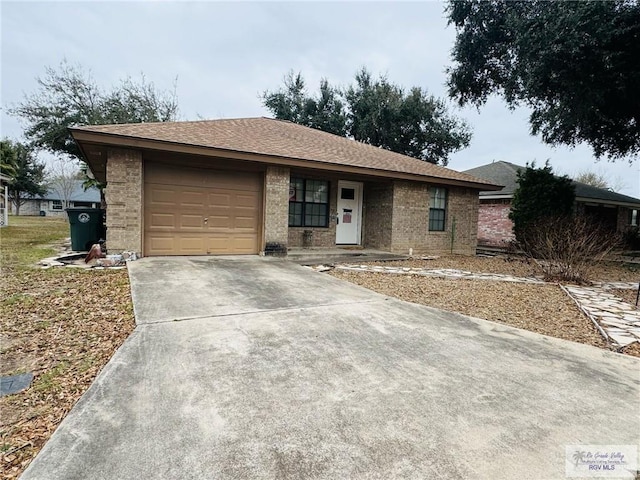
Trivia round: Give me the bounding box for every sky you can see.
[2,1,639,196]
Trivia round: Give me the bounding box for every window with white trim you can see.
[51,200,63,210]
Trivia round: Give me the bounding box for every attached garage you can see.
[144,163,262,256]
[70,117,499,257]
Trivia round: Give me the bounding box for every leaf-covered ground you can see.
[0,217,135,478]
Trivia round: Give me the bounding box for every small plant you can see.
[518,215,620,283]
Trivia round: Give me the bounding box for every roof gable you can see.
[33,181,100,202]
[70,117,500,190]
[464,161,640,207]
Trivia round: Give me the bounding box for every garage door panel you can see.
[149,188,179,206]
[209,193,232,206]
[235,216,259,229]
[149,213,177,229]
[207,235,257,254]
[180,215,204,229]
[145,163,262,256]
[235,193,260,207]
[181,191,207,207]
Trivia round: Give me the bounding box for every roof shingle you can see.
[72,117,499,188]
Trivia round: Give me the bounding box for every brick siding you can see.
[368,181,479,255]
[477,199,514,247]
[104,148,143,254]
[263,166,290,253]
[362,183,393,250]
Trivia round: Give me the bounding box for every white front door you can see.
[336,181,363,245]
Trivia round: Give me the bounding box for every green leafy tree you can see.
[262,72,347,136]
[447,0,640,161]
[1,139,47,215]
[1,140,18,178]
[10,60,178,187]
[509,162,576,245]
[263,68,471,165]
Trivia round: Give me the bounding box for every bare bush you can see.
[518,215,621,283]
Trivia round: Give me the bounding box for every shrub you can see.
[510,162,576,245]
[518,215,620,283]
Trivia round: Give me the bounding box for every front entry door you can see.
[336,181,363,245]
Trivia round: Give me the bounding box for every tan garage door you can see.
[144,163,262,256]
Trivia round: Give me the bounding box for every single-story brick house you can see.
[69,117,499,257]
[18,181,101,217]
[463,161,640,248]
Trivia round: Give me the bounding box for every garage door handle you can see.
[204,218,208,224]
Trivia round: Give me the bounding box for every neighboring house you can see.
[20,181,101,217]
[70,117,500,257]
[0,172,10,227]
[463,161,640,248]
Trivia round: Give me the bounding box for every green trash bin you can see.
[66,208,105,251]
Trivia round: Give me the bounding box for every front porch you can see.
[286,247,408,266]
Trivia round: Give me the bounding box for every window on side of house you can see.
[72,201,93,208]
[51,200,63,210]
[630,209,638,227]
[429,187,447,231]
[289,177,329,227]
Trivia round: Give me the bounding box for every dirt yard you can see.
[329,255,640,358]
[0,217,135,478]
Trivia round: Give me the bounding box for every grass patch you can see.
[0,216,135,478]
[1,216,69,268]
[32,362,68,393]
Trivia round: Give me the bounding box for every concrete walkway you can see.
[22,257,640,480]
[563,285,640,348]
[333,263,640,349]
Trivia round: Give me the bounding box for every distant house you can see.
[463,161,640,248]
[20,181,101,217]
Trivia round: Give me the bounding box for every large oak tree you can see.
[263,69,471,166]
[447,0,640,161]
[10,61,179,186]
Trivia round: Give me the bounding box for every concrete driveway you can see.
[23,257,639,479]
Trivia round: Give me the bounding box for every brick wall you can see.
[362,183,393,250]
[617,206,632,232]
[386,182,479,255]
[105,148,143,254]
[389,181,429,253]
[477,199,514,247]
[263,166,290,253]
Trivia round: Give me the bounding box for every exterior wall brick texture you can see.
[264,166,290,250]
[387,181,478,255]
[362,183,393,250]
[105,148,142,254]
[477,199,514,247]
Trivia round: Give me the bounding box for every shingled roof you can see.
[70,117,499,189]
[464,161,640,207]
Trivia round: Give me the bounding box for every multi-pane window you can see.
[289,178,329,227]
[429,187,447,231]
[51,200,63,210]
